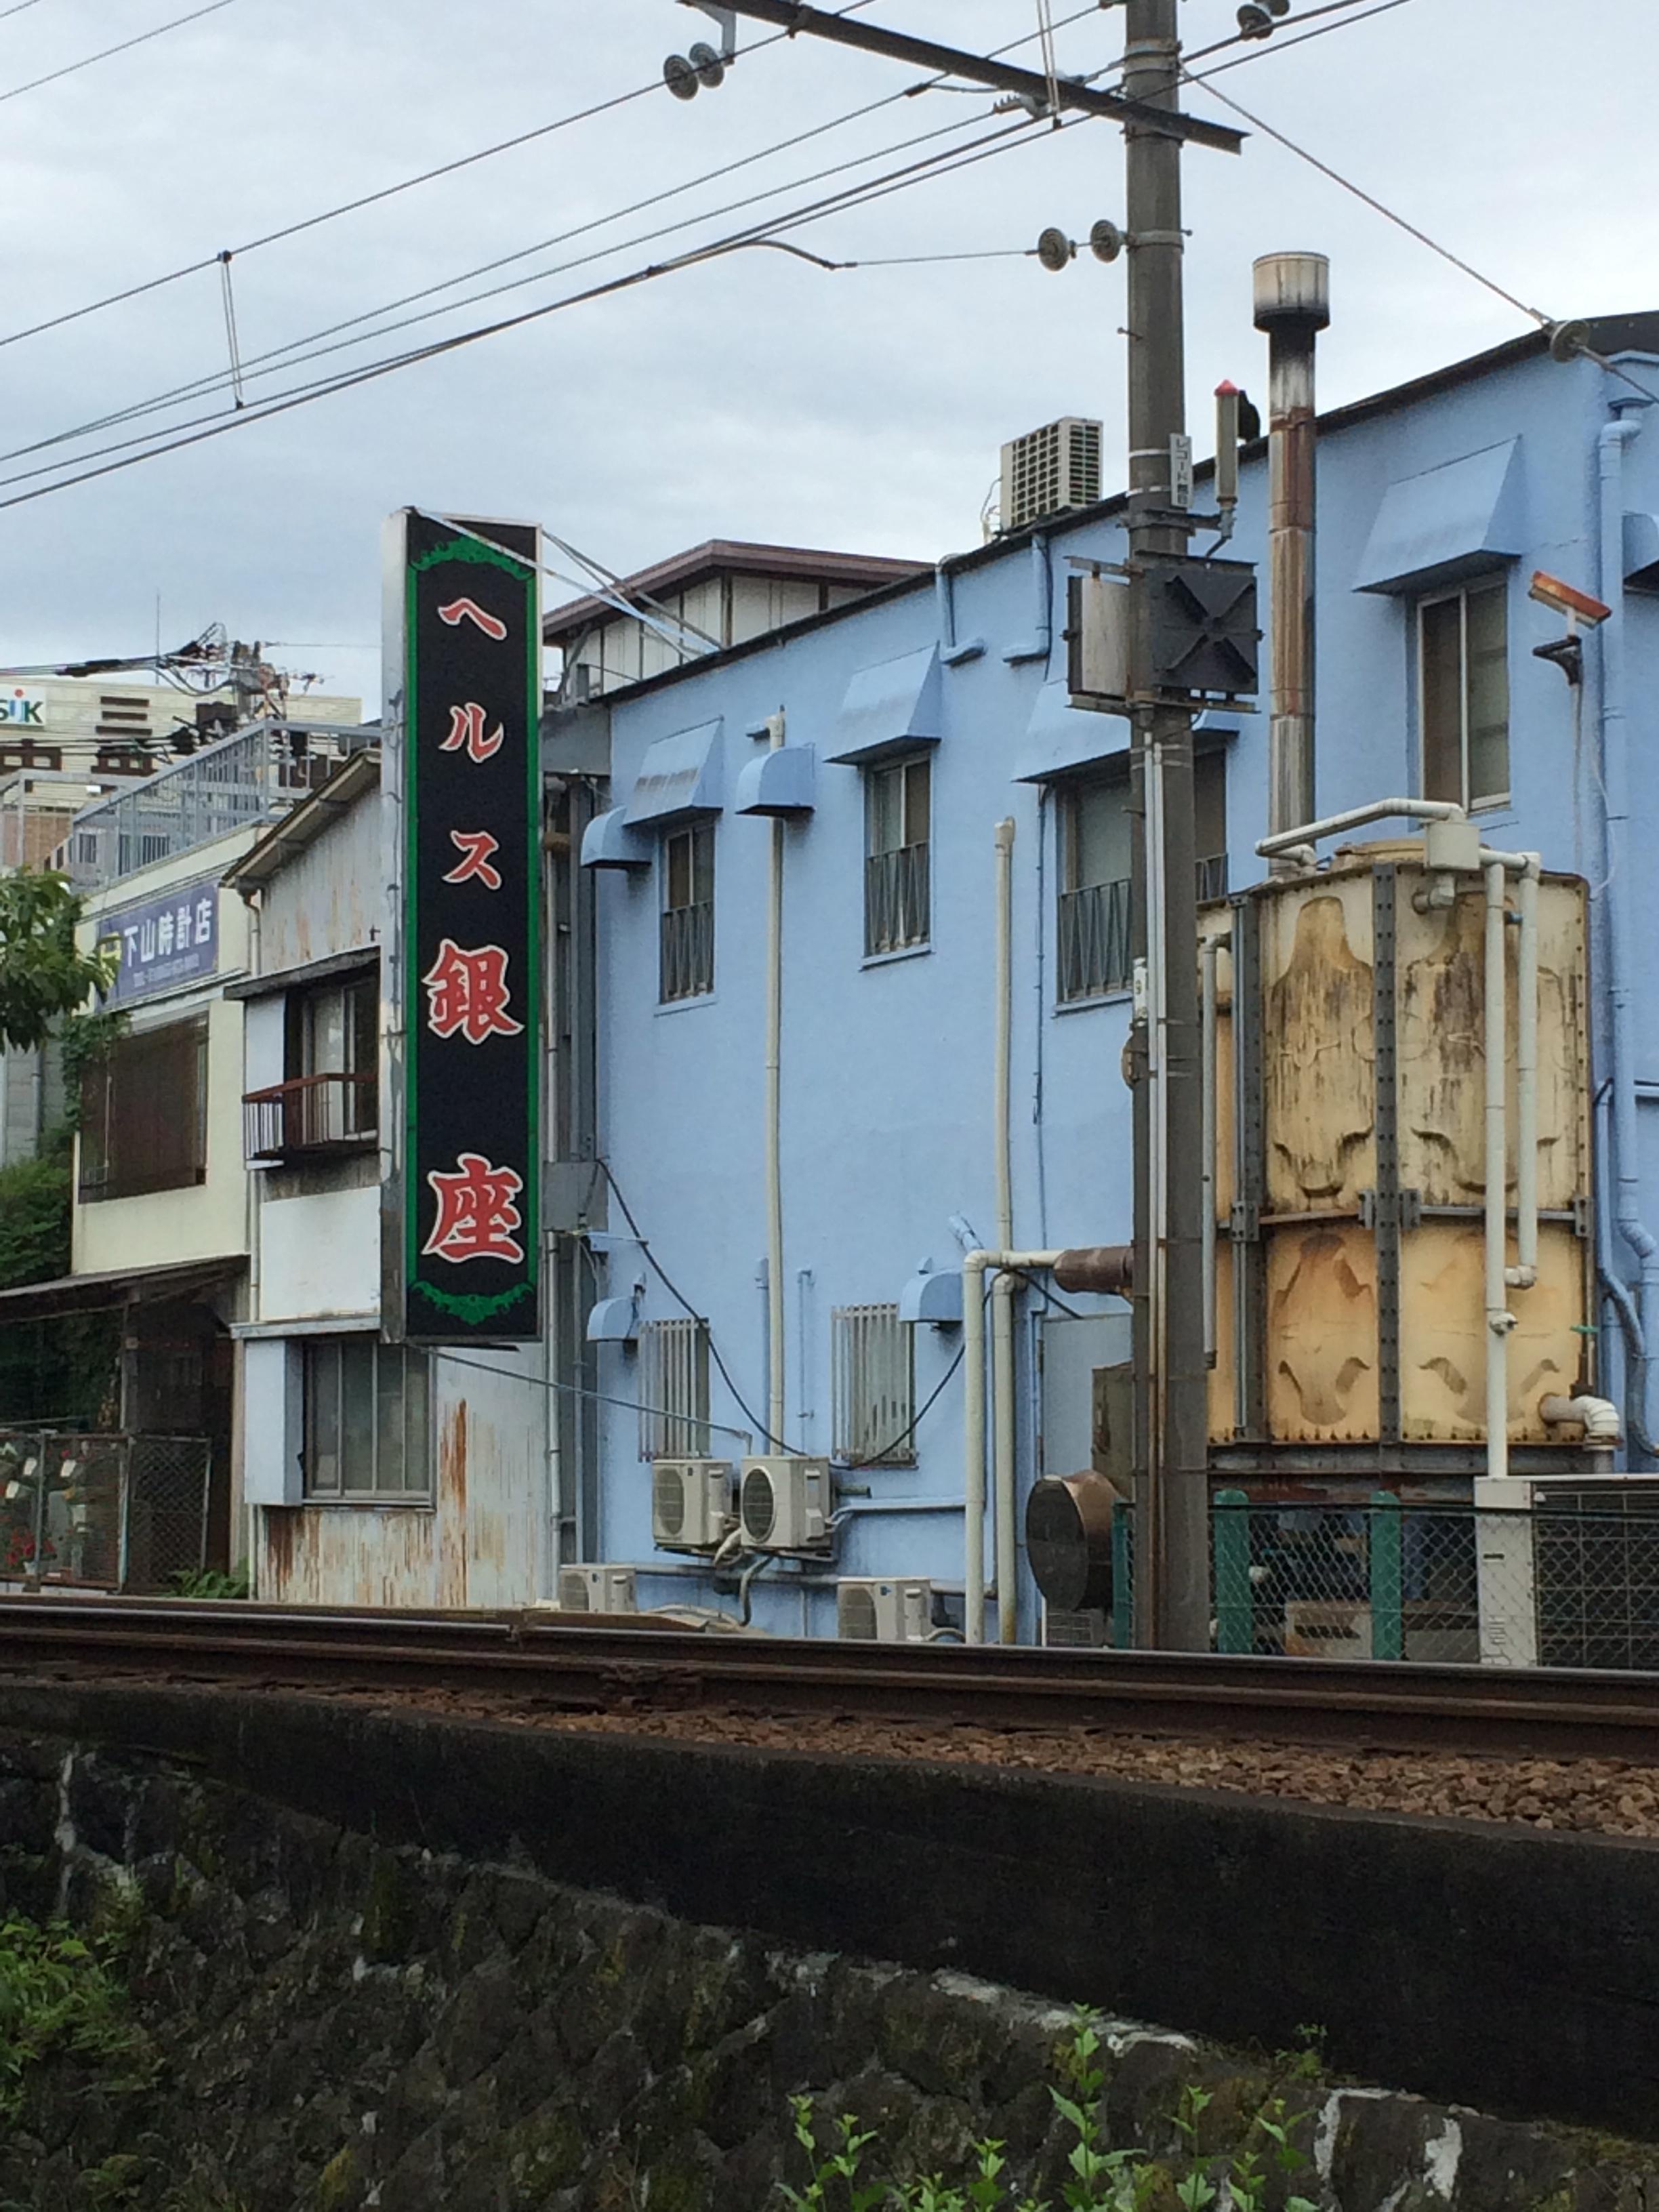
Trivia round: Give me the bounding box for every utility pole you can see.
[1122,0,1211,1651]
[687,0,1238,1651]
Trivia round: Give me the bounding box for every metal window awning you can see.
[735,744,816,817]
[1354,437,1525,594]
[0,1254,245,1321]
[581,806,654,871]
[1625,512,1659,592]
[622,718,723,827]
[224,944,379,1003]
[1013,687,1240,783]
[827,645,942,766]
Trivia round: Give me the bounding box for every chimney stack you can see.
[1254,251,1330,864]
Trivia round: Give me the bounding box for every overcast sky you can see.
[0,0,1652,714]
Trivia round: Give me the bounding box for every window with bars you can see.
[78,1016,208,1202]
[302,1336,430,1500]
[1419,577,1510,811]
[660,823,714,1002]
[864,754,930,956]
[1056,753,1227,1003]
[832,1303,916,1466]
[638,1317,712,1460]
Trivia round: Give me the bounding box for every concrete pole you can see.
[1255,252,1330,864]
[1124,0,1209,1651]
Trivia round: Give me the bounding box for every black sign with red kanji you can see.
[401,510,540,1341]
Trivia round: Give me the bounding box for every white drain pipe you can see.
[963,1246,1063,1644]
[764,710,787,1447]
[1484,859,1515,1481]
[991,819,1019,1644]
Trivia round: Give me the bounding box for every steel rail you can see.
[2,1597,1658,1761]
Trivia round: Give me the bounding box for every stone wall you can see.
[0,1725,1654,2212]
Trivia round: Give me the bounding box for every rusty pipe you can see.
[1054,1246,1134,1297]
[1254,252,1329,871]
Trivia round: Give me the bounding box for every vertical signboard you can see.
[401,512,541,1342]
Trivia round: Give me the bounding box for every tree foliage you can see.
[0,872,118,1053]
[0,1153,70,1292]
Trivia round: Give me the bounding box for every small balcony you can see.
[243,1071,377,1163]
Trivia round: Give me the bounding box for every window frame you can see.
[301,1335,431,1502]
[1416,574,1511,813]
[832,1302,916,1467]
[1054,752,1228,1007]
[77,1013,209,1203]
[863,751,932,960]
[658,821,716,1004]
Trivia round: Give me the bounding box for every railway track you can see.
[1,1593,1658,1762]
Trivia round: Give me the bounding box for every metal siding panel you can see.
[1262,880,1376,1214]
[1400,1221,1585,1445]
[1265,1223,1380,1443]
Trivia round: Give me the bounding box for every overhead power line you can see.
[0,104,1078,511]
[0,0,52,20]
[1183,0,1416,69]
[0,0,239,107]
[0,1,1107,474]
[0,0,895,353]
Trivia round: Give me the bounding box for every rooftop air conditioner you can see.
[651,1458,734,1552]
[739,1456,832,1553]
[556,1565,638,1615]
[1000,416,1103,533]
[837,1577,933,1643]
[1475,1474,1659,1669]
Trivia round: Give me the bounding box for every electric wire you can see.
[857,1330,972,1469]
[1,85,1019,469]
[0,0,239,108]
[0,0,1107,471]
[0,106,1070,505]
[1182,69,1551,328]
[431,1350,758,1449]
[0,0,51,20]
[0,2,884,354]
[597,1161,787,1453]
[1182,0,1416,70]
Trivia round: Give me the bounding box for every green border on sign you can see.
[403,527,542,1337]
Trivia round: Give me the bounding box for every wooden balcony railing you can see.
[243,1071,377,1162]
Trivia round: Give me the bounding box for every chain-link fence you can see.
[1088,1487,1659,1670]
[0,1431,211,1593]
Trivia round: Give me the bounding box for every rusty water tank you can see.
[1204,843,1593,1459]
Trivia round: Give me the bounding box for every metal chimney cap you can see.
[1253,251,1331,331]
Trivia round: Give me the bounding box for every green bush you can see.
[780,2013,1319,2212]
[0,1910,152,2119]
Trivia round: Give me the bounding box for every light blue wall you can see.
[578,338,1659,1637]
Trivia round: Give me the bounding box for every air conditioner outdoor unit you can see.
[838,1577,933,1643]
[1000,415,1103,533]
[1474,1474,1659,1669]
[739,1456,832,1553]
[651,1458,734,1551]
[556,1564,638,1615]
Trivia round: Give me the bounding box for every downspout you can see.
[962,1244,1066,1644]
[992,818,1019,1643]
[764,710,787,1448]
[245,890,262,1601]
[1599,405,1658,1454]
[1200,934,1219,1367]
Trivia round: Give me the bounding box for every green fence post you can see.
[1369,1490,1404,1662]
[1111,1498,1133,1650]
[1213,1488,1253,1654]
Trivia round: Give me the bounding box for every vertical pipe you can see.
[764,712,787,1446]
[963,1252,988,1643]
[992,819,1018,1643]
[1599,409,1656,1452]
[1254,253,1329,862]
[1200,935,1218,1368]
[993,1270,1018,1643]
[1513,861,1540,1284]
[994,819,1016,1254]
[1485,859,1513,1481]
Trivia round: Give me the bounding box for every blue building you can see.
[543,311,1659,1641]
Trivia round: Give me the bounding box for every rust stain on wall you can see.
[437,1400,470,1610]
[1264,894,1376,1210]
[1266,1225,1379,1440]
